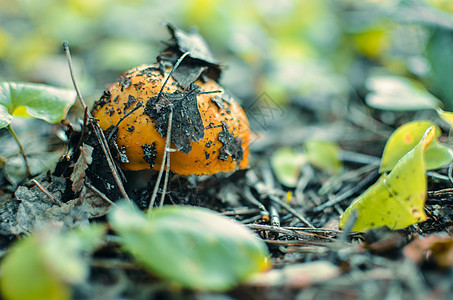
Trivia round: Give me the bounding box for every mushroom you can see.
[91,64,249,176]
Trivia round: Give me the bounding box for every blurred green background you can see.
[1,0,453,112]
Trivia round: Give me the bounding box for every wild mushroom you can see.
[91,64,250,176]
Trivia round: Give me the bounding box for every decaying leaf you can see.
[70,144,93,194]
[247,261,340,289]
[8,175,89,235]
[403,234,453,268]
[339,126,435,232]
[161,23,221,87]
[144,84,205,154]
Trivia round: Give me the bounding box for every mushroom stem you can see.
[149,108,173,212]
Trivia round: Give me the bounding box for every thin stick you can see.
[148,52,190,213]
[8,125,32,177]
[31,179,62,206]
[311,168,378,212]
[63,41,130,202]
[269,204,280,227]
[149,109,173,211]
[159,110,173,208]
[268,194,315,228]
[156,52,190,101]
[85,181,116,206]
[91,122,130,201]
[63,41,87,110]
[107,101,143,142]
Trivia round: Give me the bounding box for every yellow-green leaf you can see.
[0,225,105,300]
[437,108,453,128]
[339,126,435,232]
[0,237,70,300]
[380,121,453,173]
[270,147,306,187]
[305,140,342,174]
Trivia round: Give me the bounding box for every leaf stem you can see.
[7,124,32,177]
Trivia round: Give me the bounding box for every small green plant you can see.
[109,202,271,291]
[0,81,76,177]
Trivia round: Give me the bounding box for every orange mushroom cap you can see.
[91,64,250,176]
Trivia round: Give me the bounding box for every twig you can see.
[448,163,453,186]
[221,208,262,216]
[63,41,130,202]
[243,186,267,211]
[294,164,314,204]
[148,52,190,212]
[107,101,143,142]
[159,110,173,208]
[269,204,280,227]
[31,179,62,206]
[248,224,336,241]
[8,124,32,177]
[85,181,116,206]
[312,168,379,212]
[339,150,381,165]
[63,42,88,110]
[268,194,315,228]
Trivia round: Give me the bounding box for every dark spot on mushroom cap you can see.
[211,95,225,110]
[119,76,132,91]
[142,143,157,168]
[93,90,112,109]
[218,121,243,162]
[126,125,135,133]
[124,95,137,111]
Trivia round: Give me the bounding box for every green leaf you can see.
[270,147,306,187]
[380,121,453,173]
[436,108,453,128]
[41,225,106,285]
[426,29,453,110]
[0,82,76,129]
[305,140,342,174]
[0,237,70,300]
[0,225,105,300]
[365,75,441,111]
[339,126,435,232]
[109,202,271,291]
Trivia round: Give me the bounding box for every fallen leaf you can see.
[380,120,453,173]
[305,140,342,174]
[70,144,93,194]
[270,147,306,187]
[0,225,104,300]
[404,235,453,268]
[247,260,340,288]
[339,126,435,232]
[365,75,441,111]
[109,202,271,291]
